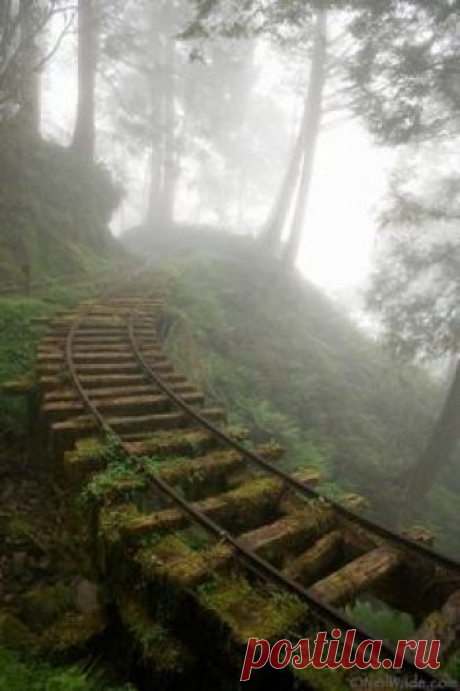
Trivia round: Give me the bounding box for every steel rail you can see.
[63,307,457,690]
[128,311,460,577]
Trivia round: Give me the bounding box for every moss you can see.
[0,613,37,653]
[98,503,142,545]
[196,575,308,643]
[17,584,76,631]
[119,597,192,673]
[207,476,281,531]
[132,425,250,457]
[39,612,106,655]
[161,254,444,536]
[5,516,49,553]
[141,542,232,590]
[80,463,145,508]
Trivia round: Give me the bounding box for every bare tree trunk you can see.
[73,0,96,160]
[158,29,176,226]
[237,166,247,228]
[146,141,162,225]
[144,0,176,229]
[18,0,40,131]
[283,9,327,268]
[403,358,460,500]
[262,108,308,251]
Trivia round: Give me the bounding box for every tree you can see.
[145,2,178,227]
[0,0,73,128]
[346,0,460,145]
[282,8,327,267]
[187,1,357,265]
[368,155,460,500]
[18,0,40,130]
[73,0,97,159]
[345,0,460,500]
[102,0,272,230]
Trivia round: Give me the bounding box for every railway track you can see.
[35,283,460,689]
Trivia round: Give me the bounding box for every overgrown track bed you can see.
[35,286,460,690]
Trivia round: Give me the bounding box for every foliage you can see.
[104,0,291,230]
[0,298,49,436]
[446,653,460,685]
[158,251,460,558]
[185,0,317,43]
[0,1,75,123]
[346,0,460,145]
[163,254,437,502]
[344,600,416,645]
[0,646,134,691]
[368,154,460,360]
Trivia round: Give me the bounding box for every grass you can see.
[162,255,438,511]
[0,297,51,436]
[0,646,134,691]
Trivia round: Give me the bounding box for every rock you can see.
[37,556,50,571]
[75,579,100,615]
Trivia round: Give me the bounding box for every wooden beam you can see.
[283,530,342,585]
[310,545,401,607]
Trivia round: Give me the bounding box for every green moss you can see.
[196,575,308,643]
[17,584,76,631]
[80,463,145,508]
[98,504,142,545]
[134,425,250,457]
[5,516,49,553]
[119,597,192,672]
[0,613,37,653]
[39,612,106,655]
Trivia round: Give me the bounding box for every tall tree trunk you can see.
[146,141,162,226]
[283,9,327,268]
[73,0,96,160]
[404,358,460,500]
[145,24,176,228]
[262,107,309,251]
[158,29,176,226]
[18,0,40,131]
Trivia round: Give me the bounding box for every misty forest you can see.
[1,0,460,689]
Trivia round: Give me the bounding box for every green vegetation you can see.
[163,254,438,503]
[160,252,459,558]
[0,121,123,285]
[344,600,416,644]
[0,298,50,436]
[0,646,134,691]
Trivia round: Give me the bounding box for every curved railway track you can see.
[36,285,460,690]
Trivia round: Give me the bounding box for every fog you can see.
[40,11,394,306]
[2,2,460,688]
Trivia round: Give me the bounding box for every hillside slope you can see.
[158,252,459,552]
[0,122,123,285]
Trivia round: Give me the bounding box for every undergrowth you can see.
[0,298,50,436]
[0,646,134,691]
[161,256,460,558]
